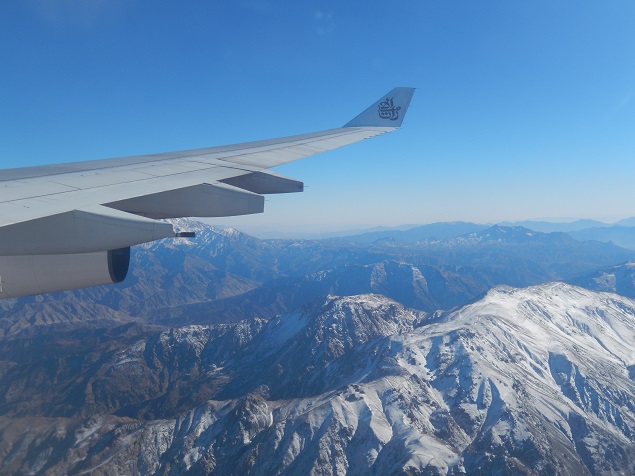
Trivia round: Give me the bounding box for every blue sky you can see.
[1,1,635,236]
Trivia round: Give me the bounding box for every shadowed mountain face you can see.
[146,260,491,328]
[1,285,635,475]
[568,262,635,298]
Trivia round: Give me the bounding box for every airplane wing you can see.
[0,87,415,299]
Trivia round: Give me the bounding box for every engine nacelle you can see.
[0,248,130,299]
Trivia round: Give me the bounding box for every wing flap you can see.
[107,183,265,219]
[0,205,174,256]
[221,170,303,194]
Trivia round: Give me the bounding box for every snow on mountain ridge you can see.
[410,282,635,472]
[415,225,579,248]
[467,283,635,368]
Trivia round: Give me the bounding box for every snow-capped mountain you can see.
[425,224,568,245]
[2,284,635,475]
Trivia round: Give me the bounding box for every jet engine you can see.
[0,248,130,299]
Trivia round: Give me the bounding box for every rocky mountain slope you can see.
[2,284,635,475]
[147,260,489,328]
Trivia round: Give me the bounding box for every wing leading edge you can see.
[0,87,415,298]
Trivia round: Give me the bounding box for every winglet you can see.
[344,87,415,128]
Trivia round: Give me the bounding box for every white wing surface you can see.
[0,87,415,298]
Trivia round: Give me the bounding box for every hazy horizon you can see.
[205,214,635,239]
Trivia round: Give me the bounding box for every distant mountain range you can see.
[237,217,635,241]
[338,221,489,244]
[338,217,635,250]
[497,218,611,232]
[2,284,634,474]
[2,220,634,336]
[568,226,635,249]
